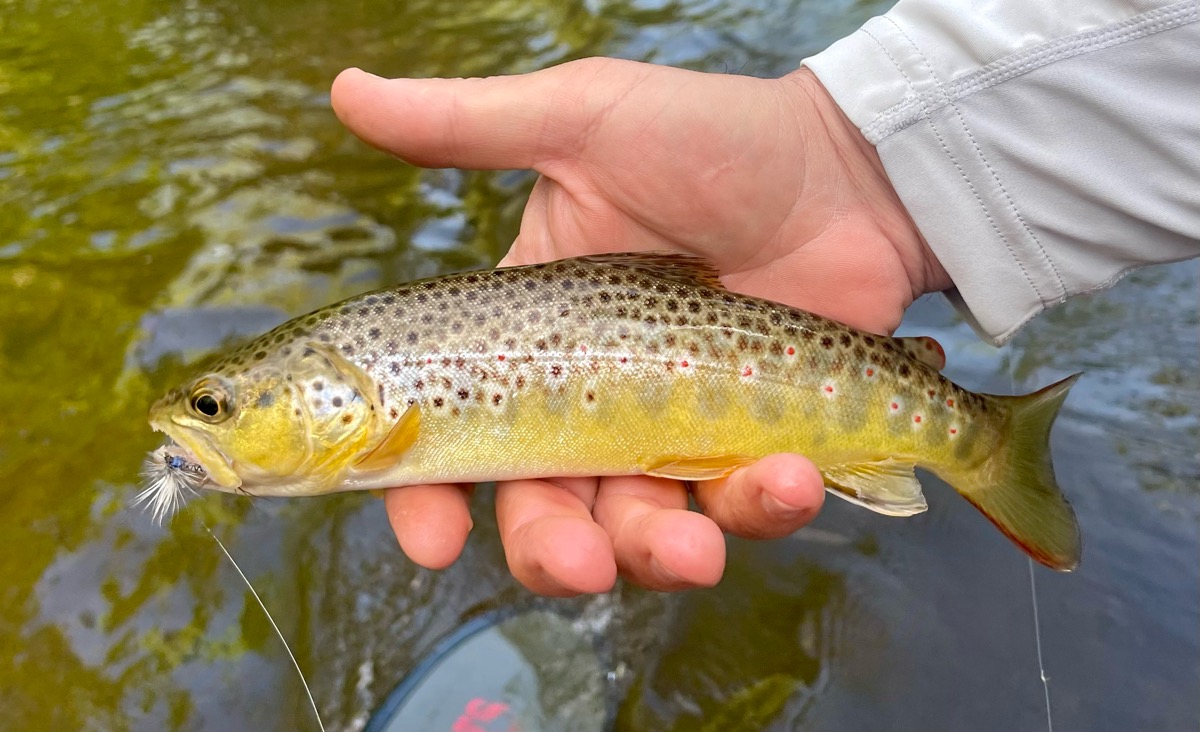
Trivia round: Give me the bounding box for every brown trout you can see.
[145,253,1082,569]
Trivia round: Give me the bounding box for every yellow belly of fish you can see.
[339,365,975,492]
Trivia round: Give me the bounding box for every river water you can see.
[1,1,1196,730]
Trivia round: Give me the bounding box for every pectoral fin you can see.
[821,459,927,516]
[645,454,757,481]
[354,405,421,473]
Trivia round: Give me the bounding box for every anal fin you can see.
[354,405,421,473]
[821,459,928,516]
[645,454,756,481]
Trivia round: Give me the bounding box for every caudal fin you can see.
[951,374,1083,571]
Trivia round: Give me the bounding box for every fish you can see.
[144,252,1082,570]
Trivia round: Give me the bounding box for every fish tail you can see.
[949,373,1083,571]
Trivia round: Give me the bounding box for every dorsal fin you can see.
[896,336,946,370]
[573,251,726,290]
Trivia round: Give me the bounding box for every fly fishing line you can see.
[203,523,326,732]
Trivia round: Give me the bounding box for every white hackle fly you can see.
[134,442,209,524]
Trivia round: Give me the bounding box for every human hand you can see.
[330,58,950,595]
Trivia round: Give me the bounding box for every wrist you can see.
[781,68,952,299]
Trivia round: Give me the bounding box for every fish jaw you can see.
[149,417,241,491]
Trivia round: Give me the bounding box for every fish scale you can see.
[147,252,1083,570]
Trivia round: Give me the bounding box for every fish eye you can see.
[188,380,232,422]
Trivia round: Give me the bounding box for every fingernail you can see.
[762,491,806,517]
[649,555,684,584]
[349,67,384,80]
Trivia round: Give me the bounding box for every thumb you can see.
[331,62,605,171]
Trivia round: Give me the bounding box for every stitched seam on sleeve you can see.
[879,16,1047,303]
[864,0,1199,143]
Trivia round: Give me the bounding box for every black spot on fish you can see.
[254,350,267,360]
[863,336,876,346]
[840,334,852,347]
[433,397,444,407]
[820,336,834,349]
[368,328,381,339]
[256,391,275,407]
[332,396,343,407]
[407,332,419,344]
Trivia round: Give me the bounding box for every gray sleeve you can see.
[802,0,1200,344]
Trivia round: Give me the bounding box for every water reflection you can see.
[1,0,1196,729]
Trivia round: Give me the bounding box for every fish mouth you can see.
[149,419,241,491]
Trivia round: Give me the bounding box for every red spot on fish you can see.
[890,402,899,410]
[497,354,505,361]
[426,358,433,364]
[927,389,935,398]
[681,360,689,368]
[946,398,954,407]
[786,346,795,356]
[949,428,958,434]
[824,385,834,393]
[865,368,875,377]
[914,415,922,423]
[620,356,628,364]
[743,366,754,377]
[580,344,588,353]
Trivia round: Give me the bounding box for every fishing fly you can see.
[134,442,209,524]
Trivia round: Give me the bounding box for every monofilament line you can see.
[1006,346,1053,732]
[1029,557,1053,732]
[203,523,326,732]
